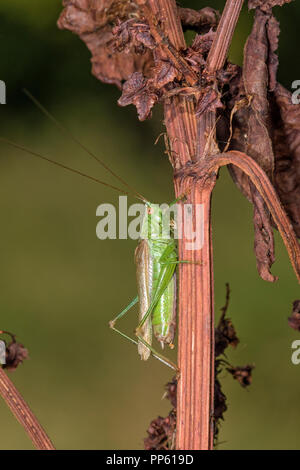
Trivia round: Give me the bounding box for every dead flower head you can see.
[0,331,29,371]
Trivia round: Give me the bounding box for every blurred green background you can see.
[0,0,299,450]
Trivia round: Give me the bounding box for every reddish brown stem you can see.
[144,0,245,450]
[0,368,55,450]
[207,0,244,73]
[146,0,244,451]
[175,177,216,449]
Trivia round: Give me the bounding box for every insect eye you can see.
[147,207,153,215]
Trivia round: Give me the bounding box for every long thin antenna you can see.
[23,89,147,202]
[0,137,147,200]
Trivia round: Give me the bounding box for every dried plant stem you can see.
[197,0,244,157]
[146,0,244,450]
[0,368,55,450]
[146,0,198,169]
[175,178,216,449]
[147,0,212,449]
[207,0,244,72]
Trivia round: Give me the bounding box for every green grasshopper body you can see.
[134,203,177,360]
[109,202,179,368]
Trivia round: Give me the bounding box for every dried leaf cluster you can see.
[248,0,293,11]
[58,0,153,88]
[222,2,299,283]
[213,285,254,443]
[144,378,177,450]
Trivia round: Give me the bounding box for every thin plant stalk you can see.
[0,368,55,450]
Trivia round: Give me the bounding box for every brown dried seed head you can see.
[3,340,29,372]
[144,411,176,450]
[288,300,300,331]
[227,364,255,388]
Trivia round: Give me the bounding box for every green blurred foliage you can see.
[0,0,299,450]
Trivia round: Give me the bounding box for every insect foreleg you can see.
[109,296,139,349]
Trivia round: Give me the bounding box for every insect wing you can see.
[135,239,152,360]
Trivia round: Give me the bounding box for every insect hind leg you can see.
[135,334,178,371]
[109,296,178,371]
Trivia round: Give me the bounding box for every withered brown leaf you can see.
[248,0,294,11]
[118,72,158,121]
[271,84,300,238]
[214,375,227,422]
[185,30,216,74]
[215,311,239,357]
[179,7,220,34]
[144,411,176,450]
[191,29,216,57]
[152,60,181,89]
[113,18,155,54]
[163,377,177,408]
[195,88,223,117]
[252,185,277,282]
[224,10,283,282]
[118,55,184,120]
[224,7,300,252]
[266,15,280,93]
[243,10,275,176]
[58,0,154,88]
